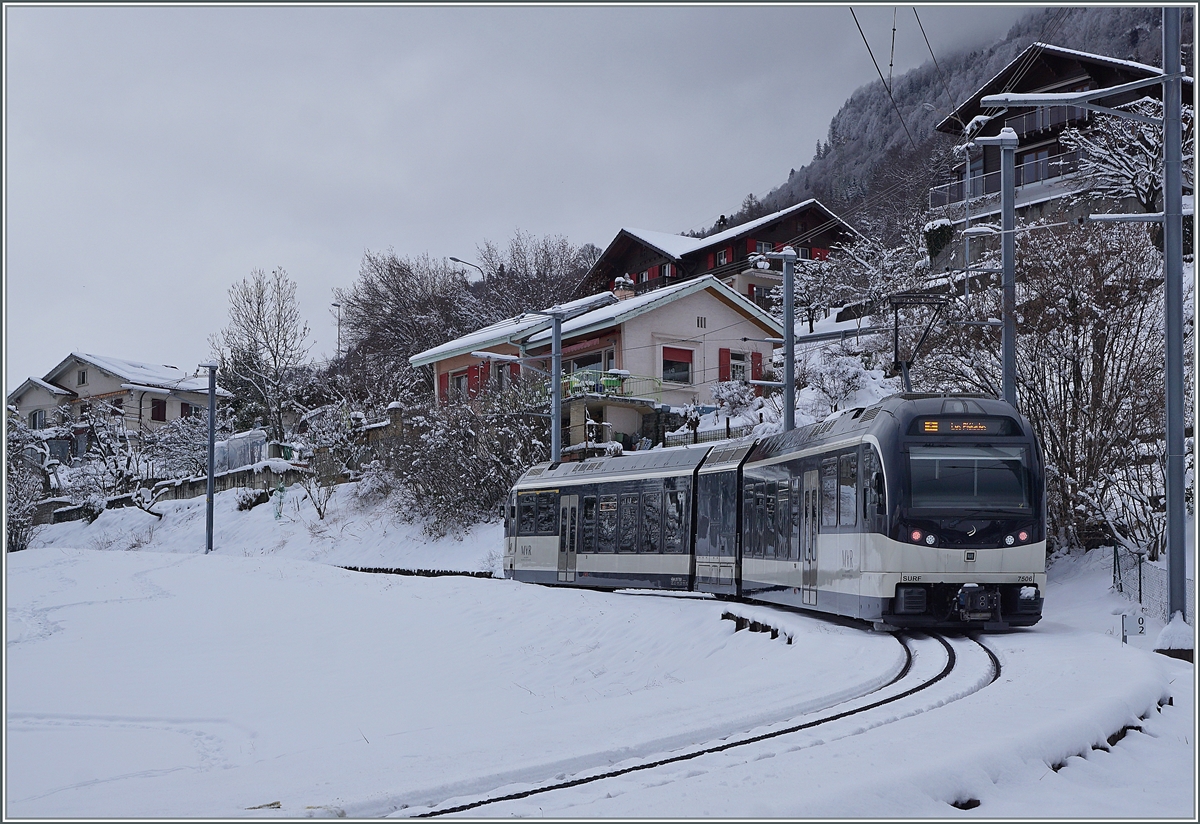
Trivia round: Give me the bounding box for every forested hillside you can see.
[701,6,1191,244]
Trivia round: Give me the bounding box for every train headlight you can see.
[1018,530,1029,542]
[924,533,937,546]
[1004,534,1016,546]
[910,529,923,543]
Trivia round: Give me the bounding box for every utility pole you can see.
[1162,5,1186,621]
[551,312,563,462]
[766,246,798,431]
[971,127,1019,408]
[200,361,217,554]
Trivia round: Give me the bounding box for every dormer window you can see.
[77,369,87,386]
[717,250,728,266]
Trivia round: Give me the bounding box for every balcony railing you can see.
[1003,105,1089,138]
[541,369,663,402]
[929,150,1082,209]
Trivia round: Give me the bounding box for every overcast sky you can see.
[4,3,1035,394]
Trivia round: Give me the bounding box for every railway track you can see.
[404,626,1000,818]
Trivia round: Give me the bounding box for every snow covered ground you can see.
[6,485,1196,819]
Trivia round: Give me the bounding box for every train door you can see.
[801,469,819,605]
[558,494,579,583]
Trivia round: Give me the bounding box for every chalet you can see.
[929,42,1192,226]
[409,276,784,454]
[586,199,858,311]
[7,352,232,460]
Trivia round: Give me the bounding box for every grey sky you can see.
[4,3,1034,394]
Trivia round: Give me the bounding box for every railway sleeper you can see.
[1051,723,1145,770]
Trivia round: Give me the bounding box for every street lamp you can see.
[450,257,486,283]
[330,302,341,360]
[198,361,218,555]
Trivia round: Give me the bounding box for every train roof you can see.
[514,444,712,489]
[747,393,1025,464]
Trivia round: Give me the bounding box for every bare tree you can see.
[475,230,601,320]
[6,408,50,552]
[1059,97,1195,214]
[210,267,312,441]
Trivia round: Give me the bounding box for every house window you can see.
[729,352,747,381]
[662,346,693,384]
[450,371,469,401]
[29,409,46,430]
[717,249,728,266]
[697,316,707,329]
[180,402,193,418]
[151,398,167,422]
[637,270,649,284]
[756,241,774,254]
[77,369,87,386]
[662,263,672,278]
[1017,147,1051,185]
[797,247,812,260]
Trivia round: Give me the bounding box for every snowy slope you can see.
[6,486,1196,819]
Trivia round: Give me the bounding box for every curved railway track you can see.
[408,628,1000,818]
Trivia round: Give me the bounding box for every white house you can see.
[409,276,784,452]
[7,352,232,459]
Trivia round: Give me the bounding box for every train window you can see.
[839,453,858,527]
[764,483,776,557]
[642,492,663,553]
[821,458,838,527]
[518,493,537,535]
[789,485,801,560]
[863,445,885,518]
[720,478,736,556]
[909,445,1031,509]
[743,484,755,557]
[536,491,559,535]
[753,483,766,557]
[618,493,639,552]
[581,496,597,553]
[664,489,686,553]
[597,495,617,552]
[777,481,790,557]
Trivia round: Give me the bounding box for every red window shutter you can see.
[750,351,764,397]
[663,346,693,363]
[727,246,734,264]
[707,252,715,269]
[480,361,491,390]
[812,247,830,261]
[509,362,521,382]
[651,264,659,279]
[438,372,450,404]
[747,238,757,254]
[719,348,731,381]
[467,365,481,398]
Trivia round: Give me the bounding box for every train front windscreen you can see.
[907,445,1031,510]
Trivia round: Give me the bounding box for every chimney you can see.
[613,275,635,301]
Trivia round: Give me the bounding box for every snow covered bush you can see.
[6,409,48,552]
[710,380,757,418]
[236,488,269,511]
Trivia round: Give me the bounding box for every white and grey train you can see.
[504,393,1046,630]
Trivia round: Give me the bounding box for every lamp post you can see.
[199,361,218,555]
[969,127,1019,408]
[330,302,341,360]
[765,246,798,431]
[450,257,486,283]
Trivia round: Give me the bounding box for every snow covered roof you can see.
[408,292,619,368]
[6,377,77,406]
[29,376,74,396]
[45,352,233,397]
[525,276,782,346]
[937,42,1191,135]
[617,199,853,262]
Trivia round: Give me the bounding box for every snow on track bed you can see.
[400,629,1001,818]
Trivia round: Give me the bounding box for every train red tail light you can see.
[910,529,923,542]
[1018,530,1029,542]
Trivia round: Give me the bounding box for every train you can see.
[503,393,1046,630]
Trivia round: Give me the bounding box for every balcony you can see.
[929,150,1082,209]
[1003,105,1089,138]
[544,369,663,402]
